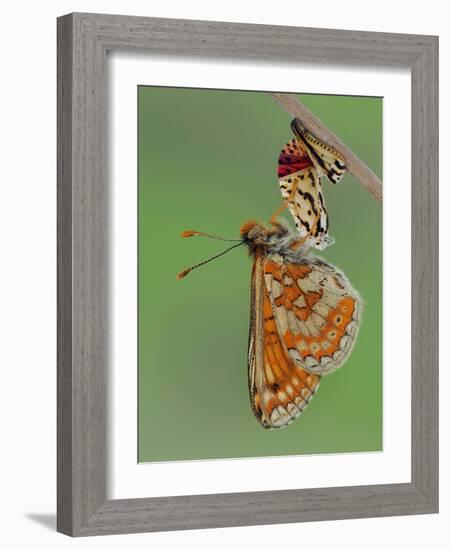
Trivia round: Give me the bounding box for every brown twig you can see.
[271,93,382,202]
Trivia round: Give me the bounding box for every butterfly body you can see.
[241,221,361,429]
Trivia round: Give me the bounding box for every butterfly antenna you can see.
[177,241,244,280]
[180,230,241,242]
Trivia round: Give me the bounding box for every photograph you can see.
[138,86,383,462]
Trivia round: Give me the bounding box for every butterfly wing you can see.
[295,126,346,184]
[278,138,332,250]
[264,254,361,375]
[248,253,321,429]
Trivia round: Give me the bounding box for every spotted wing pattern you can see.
[248,255,321,429]
[297,127,347,184]
[264,254,360,375]
[277,129,346,251]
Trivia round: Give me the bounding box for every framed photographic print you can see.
[57,13,438,536]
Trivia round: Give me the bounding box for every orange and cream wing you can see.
[264,254,361,375]
[248,255,321,429]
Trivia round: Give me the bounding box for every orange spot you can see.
[265,318,277,334]
[288,264,312,279]
[339,297,355,317]
[305,291,322,309]
[320,325,344,347]
[294,306,309,321]
[263,294,273,318]
[284,286,300,302]
[326,298,354,330]
[284,331,296,348]
[264,261,281,275]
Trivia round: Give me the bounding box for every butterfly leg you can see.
[269,202,288,226]
[290,237,308,250]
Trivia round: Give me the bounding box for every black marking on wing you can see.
[301,135,345,184]
[297,190,318,217]
[300,219,310,232]
[318,191,325,208]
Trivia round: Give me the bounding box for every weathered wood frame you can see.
[57,12,438,536]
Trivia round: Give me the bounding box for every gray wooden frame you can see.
[57,12,438,537]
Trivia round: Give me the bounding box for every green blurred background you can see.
[138,87,382,462]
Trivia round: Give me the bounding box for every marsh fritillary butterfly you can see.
[177,122,361,429]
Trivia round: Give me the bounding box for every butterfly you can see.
[177,220,361,429]
[277,119,346,250]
